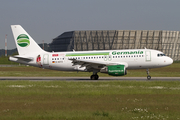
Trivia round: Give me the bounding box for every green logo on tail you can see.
[17,34,30,47]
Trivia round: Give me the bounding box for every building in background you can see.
[49,30,180,61]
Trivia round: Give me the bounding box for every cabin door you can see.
[145,51,151,61]
[43,54,49,65]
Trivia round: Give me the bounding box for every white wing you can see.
[69,58,128,72]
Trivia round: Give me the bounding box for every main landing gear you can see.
[90,72,99,80]
[146,69,151,80]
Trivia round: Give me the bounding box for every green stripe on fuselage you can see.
[66,52,109,56]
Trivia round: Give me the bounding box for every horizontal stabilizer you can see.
[9,55,33,62]
[13,55,33,61]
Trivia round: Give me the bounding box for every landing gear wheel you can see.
[95,75,99,80]
[90,75,99,80]
[90,75,95,80]
[147,75,151,80]
[146,69,151,80]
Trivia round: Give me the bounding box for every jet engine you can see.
[100,65,127,76]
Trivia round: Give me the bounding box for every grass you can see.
[0,59,179,119]
[0,56,18,65]
[0,62,179,77]
[0,81,180,120]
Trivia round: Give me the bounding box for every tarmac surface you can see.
[0,77,180,81]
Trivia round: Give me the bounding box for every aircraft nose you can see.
[167,57,173,65]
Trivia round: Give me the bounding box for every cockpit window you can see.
[157,54,166,57]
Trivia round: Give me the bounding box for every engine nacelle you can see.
[100,65,127,76]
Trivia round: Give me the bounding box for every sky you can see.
[1,0,180,49]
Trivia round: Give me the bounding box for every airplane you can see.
[9,25,173,80]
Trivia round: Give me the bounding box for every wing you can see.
[69,58,128,72]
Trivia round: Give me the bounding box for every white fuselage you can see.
[10,49,173,71]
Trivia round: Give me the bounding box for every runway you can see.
[0,77,180,81]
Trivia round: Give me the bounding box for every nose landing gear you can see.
[146,69,151,80]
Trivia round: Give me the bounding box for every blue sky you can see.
[1,0,180,49]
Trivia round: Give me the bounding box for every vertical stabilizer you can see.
[11,25,44,55]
